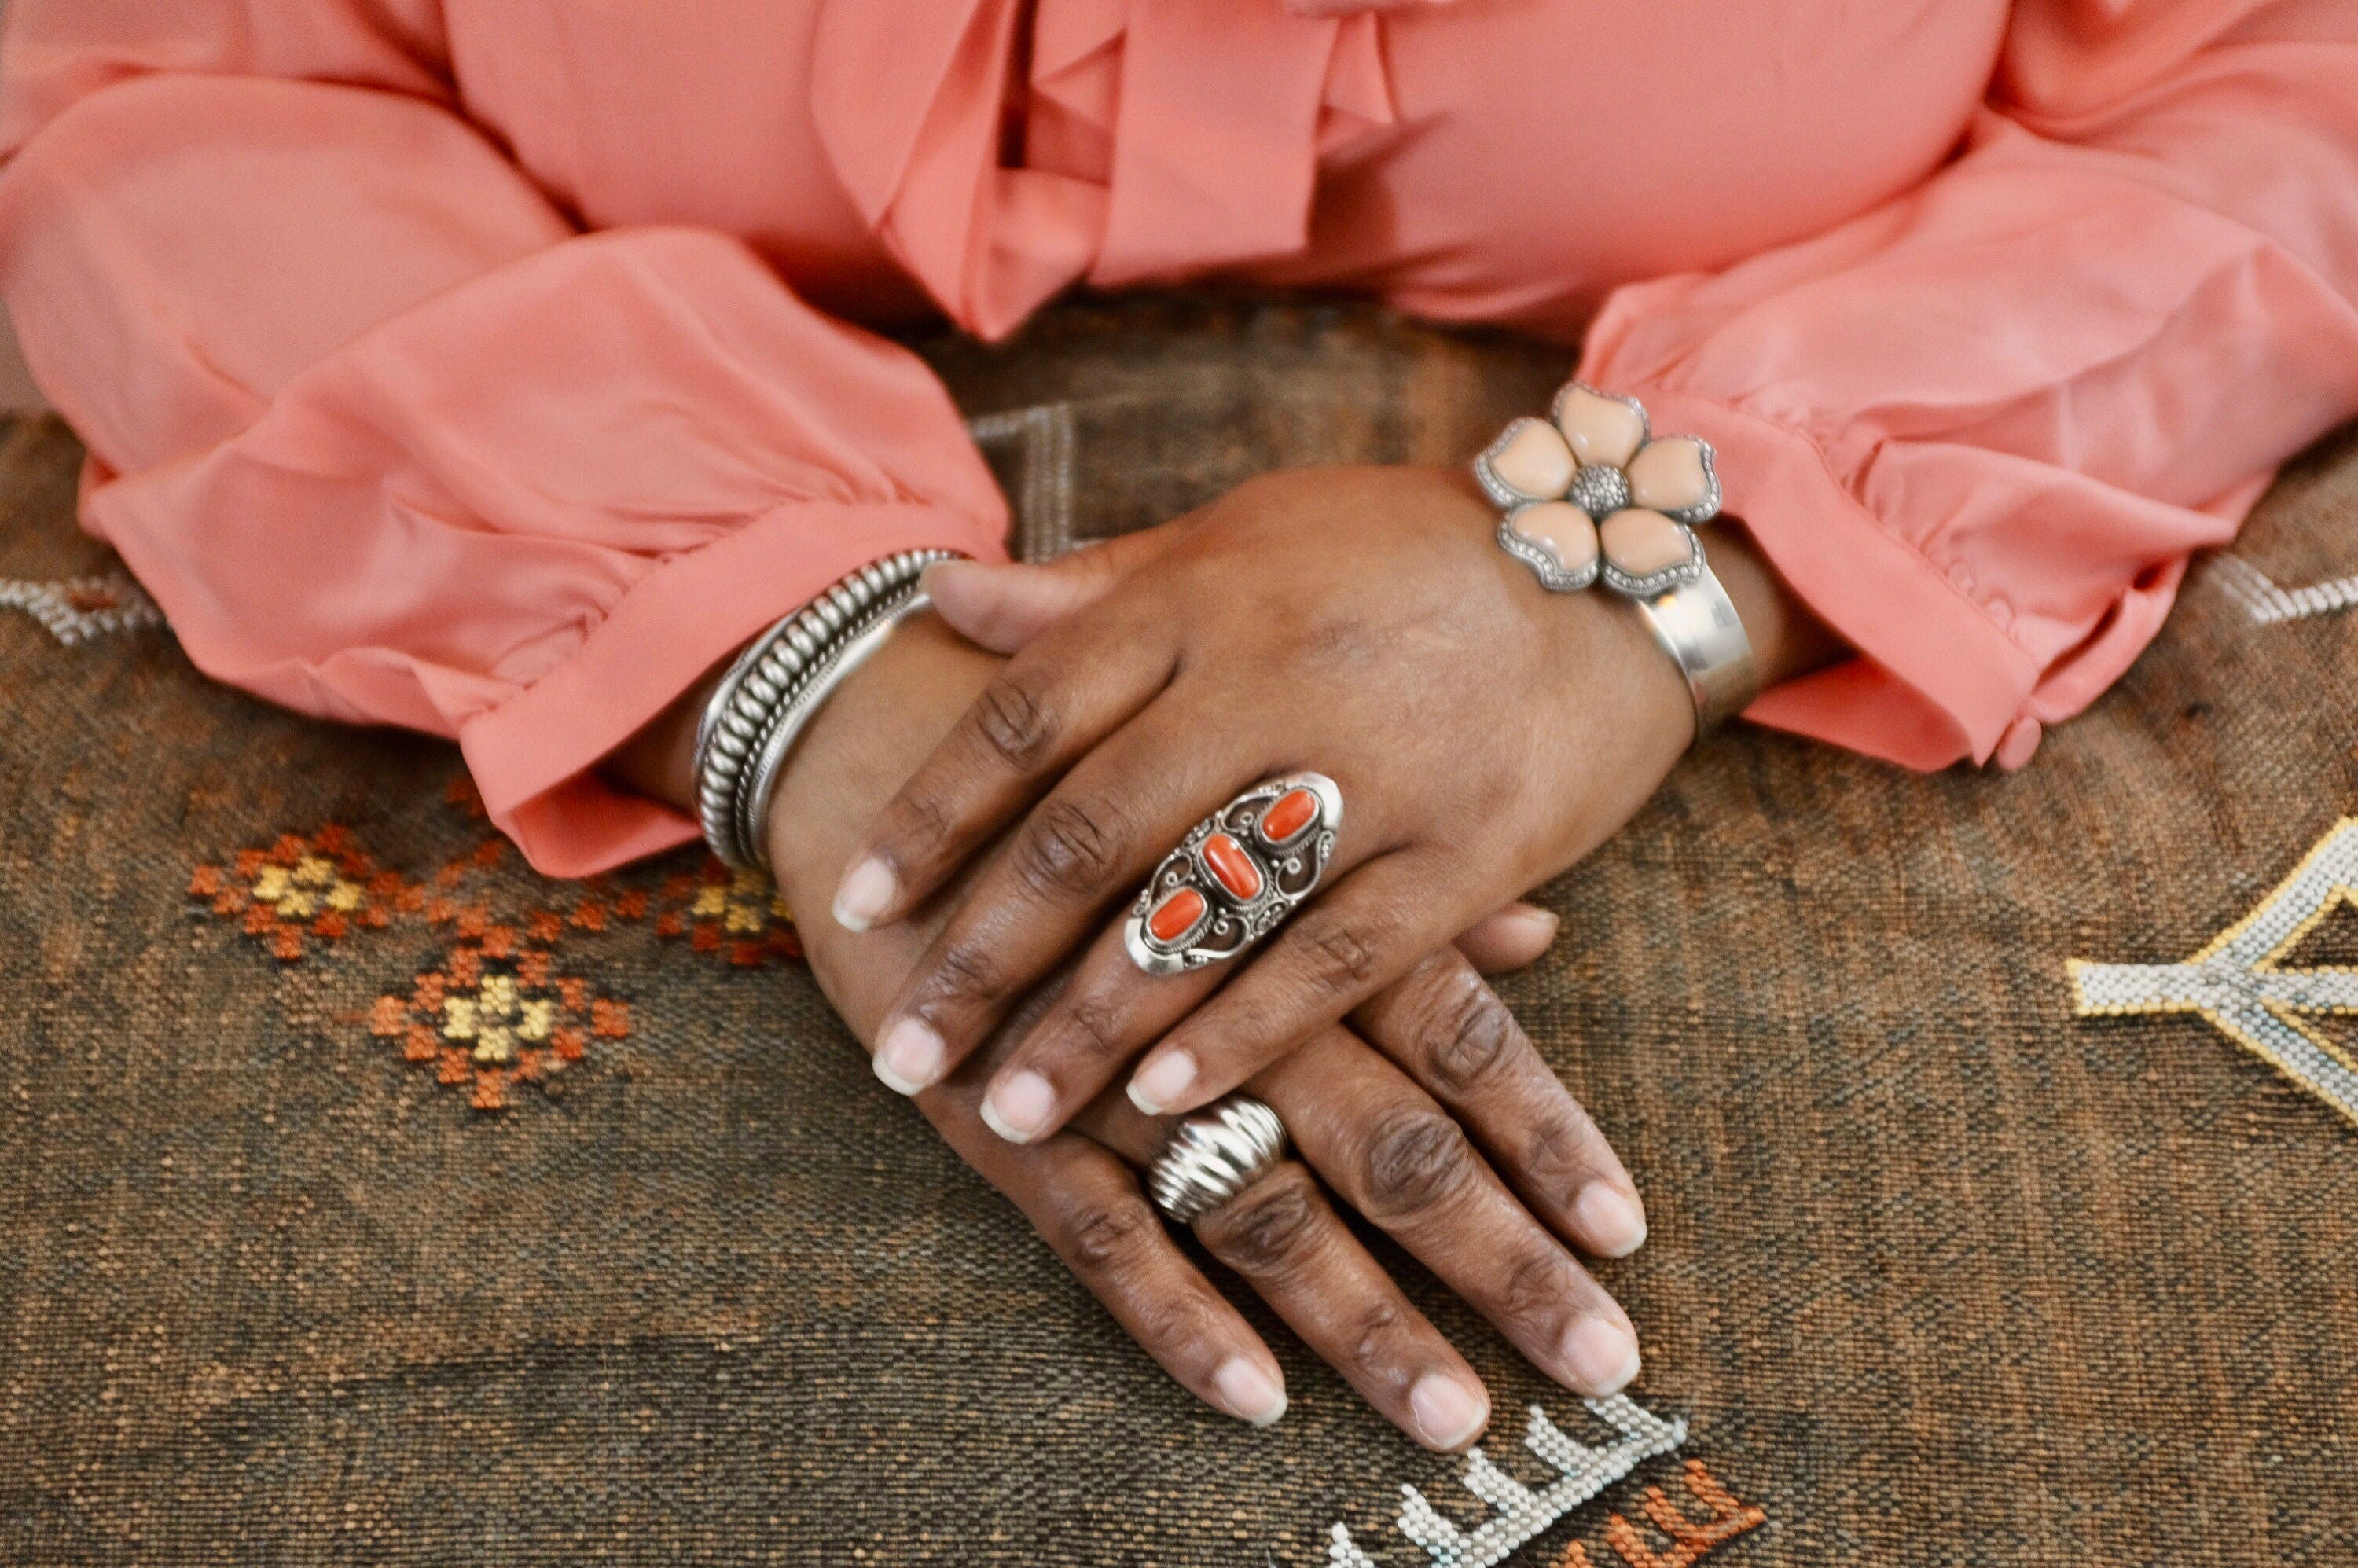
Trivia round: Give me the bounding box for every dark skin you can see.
[839,467,1838,1142]
[610,465,1838,1450]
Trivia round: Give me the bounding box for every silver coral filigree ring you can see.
[1147,1095,1290,1224]
[1122,773,1343,977]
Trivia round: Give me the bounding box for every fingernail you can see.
[872,1017,944,1095]
[1508,907,1560,943]
[1574,1183,1648,1258]
[1562,1317,1641,1395]
[1212,1358,1287,1427]
[1408,1374,1489,1451]
[1127,1050,1198,1116]
[980,1070,1056,1144]
[832,857,897,933]
[918,559,975,597]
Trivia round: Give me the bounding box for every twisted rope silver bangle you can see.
[692,548,960,871]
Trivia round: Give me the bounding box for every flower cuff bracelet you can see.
[1476,382,1759,733]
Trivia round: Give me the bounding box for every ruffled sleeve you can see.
[0,1,1009,873]
[1578,0,2358,769]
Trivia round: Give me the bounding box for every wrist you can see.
[1703,519,1846,689]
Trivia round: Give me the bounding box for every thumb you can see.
[925,523,1185,653]
[1454,902,1561,975]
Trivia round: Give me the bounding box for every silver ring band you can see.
[1123,773,1343,975]
[1629,552,1760,733]
[1147,1095,1289,1224]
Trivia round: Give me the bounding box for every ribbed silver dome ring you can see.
[1146,1095,1289,1225]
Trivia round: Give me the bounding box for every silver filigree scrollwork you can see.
[1122,773,1343,976]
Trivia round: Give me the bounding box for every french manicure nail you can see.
[1507,905,1560,938]
[832,857,897,932]
[872,1017,944,1095]
[1562,1317,1641,1395]
[1408,1373,1489,1451]
[1574,1183,1648,1258]
[1127,1050,1198,1116]
[980,1070,1056,1144]
[1212,1358,1287,1427]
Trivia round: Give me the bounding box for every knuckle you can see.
[1199,1167,1324,1278]
[971,672,1058,771]
[1013,794,1129,900]
[886,787,958,857]
[926,940,1008,1012]
[1412,972,1517,1095]
[1522,1107,1607,1202]
[1346,1298,1408,1375]
[1059,1190,1160,1272]
[1287,909,1387,998]
[1359,1105,1478,1220]
[1500,1248,1576,1327]
[1058,990,1128,1063]
[1139,1293,1219,1361]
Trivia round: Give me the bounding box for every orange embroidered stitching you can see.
[1548,1463,1765,1568]
[373,934,626,1112]
[188,825,421,962]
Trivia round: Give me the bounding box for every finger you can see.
[918,1106,1289,1429]
[869,703,1254,1100]
[832,608,1177,936]
[1196,1164,1493,1452]
[1257,1030,1644,1398]
[1353,948,1647,1258]
[1064,1088,1493,1454]
[1455,902,1560,975]
[1128,850,1469,1117]
[975,909,1225,1145]
[924,523,1185,654]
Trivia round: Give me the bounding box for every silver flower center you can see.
[1566,463,1632,519]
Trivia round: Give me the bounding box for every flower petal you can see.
[1625,436,1718,522]
[1510,501,1600,573]
[1553,384,1648,469]
[1478,416,1577,502]
[1600,508,1695,578]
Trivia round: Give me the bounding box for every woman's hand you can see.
[833,466,1831,1145]
[623,612,1658,1449]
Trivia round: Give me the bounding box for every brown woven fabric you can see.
[4,296,2356,1565]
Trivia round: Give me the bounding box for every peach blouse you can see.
[2,1,2354,874]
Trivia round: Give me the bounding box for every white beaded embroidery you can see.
[1327,1395,1688,1568]
[2206,551,2358,626]
[2071,817,2358,1127]
[0,572,164,645]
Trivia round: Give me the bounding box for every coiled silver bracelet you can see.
[692,548,961,871]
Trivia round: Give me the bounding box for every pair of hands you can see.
[622,464,1831,1451]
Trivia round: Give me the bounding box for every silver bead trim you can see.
[1496,508,1600,595]
[1597,523,1707,600]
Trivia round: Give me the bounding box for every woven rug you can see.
[4,296,2356,1566]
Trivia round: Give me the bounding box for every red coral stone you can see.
[1203,834,1265,902]
[1258,788,1320,846]
[1147,887,1207,944]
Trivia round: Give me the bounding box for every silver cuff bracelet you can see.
[1629,556,1761,733]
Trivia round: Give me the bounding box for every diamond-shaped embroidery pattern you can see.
[656,861,804,966]
[191,788,803,1111]
[188,827,420,961]
[373,933,628,1112]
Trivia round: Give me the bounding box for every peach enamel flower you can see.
[1475,384,1721,597]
